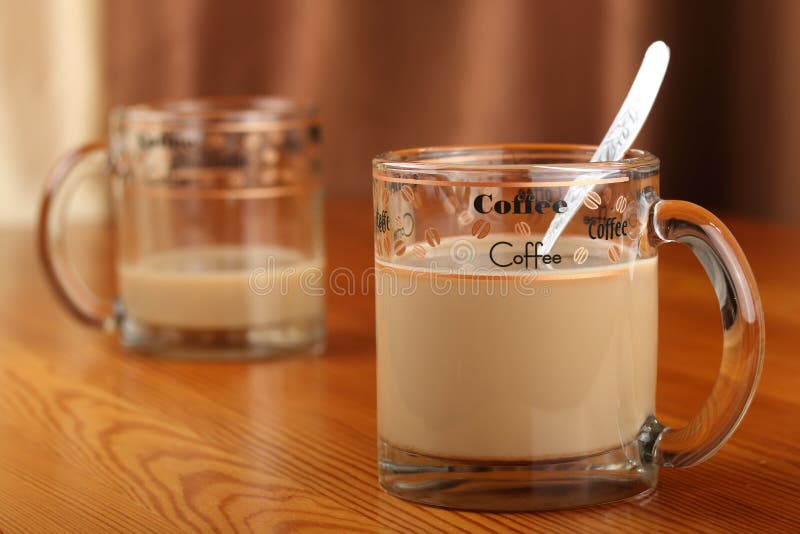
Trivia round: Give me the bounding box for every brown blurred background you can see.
[4,0,799,222]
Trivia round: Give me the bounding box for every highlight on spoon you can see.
[592,40,670,163]
[539,40,671,254]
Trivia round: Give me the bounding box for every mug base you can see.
[378,438,657,511]
[119,316,325,360]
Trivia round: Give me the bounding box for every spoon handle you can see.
[540,41,670,253]
[592,41,670,162]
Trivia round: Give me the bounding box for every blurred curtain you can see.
[0,0,106,224]
[105,0,800,221]
[9,0,796,223]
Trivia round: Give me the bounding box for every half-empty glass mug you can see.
[373,144,764,510]
[39,96,325,359]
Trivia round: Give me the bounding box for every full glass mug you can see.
[38,96,325,359]
[373,144,764,510]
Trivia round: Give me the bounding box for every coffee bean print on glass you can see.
[457,210,475,227]
[608,244,622,264]
[583,190,602,210]
[623,198,642,242]
[437,186,458,215]
[573,246,589,265]
[615,195,628,214]
[471,220,490,239]
[400,185,414,203]
[424,227,441,248]
[601,186,613,207]
[372,182,381,207]
[381,233,390,259]
[394,239,407,257]
[514,221,532,238]
[375,228,389,257]
[381,187,390,208]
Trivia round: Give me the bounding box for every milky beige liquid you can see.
[376,237,658,460]
[119,245,324,330]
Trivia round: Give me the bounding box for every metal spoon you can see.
[539,41,670,253]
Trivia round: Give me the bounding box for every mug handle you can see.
[640,199,765,468]
[37,141,116,329]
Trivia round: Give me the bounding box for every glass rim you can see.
[111,95,319,131]
[373,143,660,180]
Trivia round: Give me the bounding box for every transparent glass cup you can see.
[39,96,326,359]
[373,144,764,511]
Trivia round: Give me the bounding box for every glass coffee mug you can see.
[373,144,764,510]
[39,96,325,359]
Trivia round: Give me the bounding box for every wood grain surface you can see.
[1,198,797,532]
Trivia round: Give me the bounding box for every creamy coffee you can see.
[376,237,657,461]
[119,245,323,330]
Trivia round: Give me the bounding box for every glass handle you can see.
[639,199,765,468]
[37,141,116,329]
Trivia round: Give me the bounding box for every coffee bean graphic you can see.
[625,213,641,240]
[583,191,602,210]
[573,246,589,265]
[438,186,461,215]
[382,233,391,256]
[394,240,406,257]
[411,244,426,258]
[615,195,628,213]
[381,188,390,207]
[442,196,457,214]
[243,132,262,152]
[260,147,279,166]
[601,187,613,205]
[608,244,622,264]
[471,219,491,239]
[207,133,226,150]
[457,210,475,226]
[482,186,500,197]
[424,227,441,247]
[514,221,532,238]
[400,185,415,203]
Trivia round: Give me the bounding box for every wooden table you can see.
[1,199,797,532]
